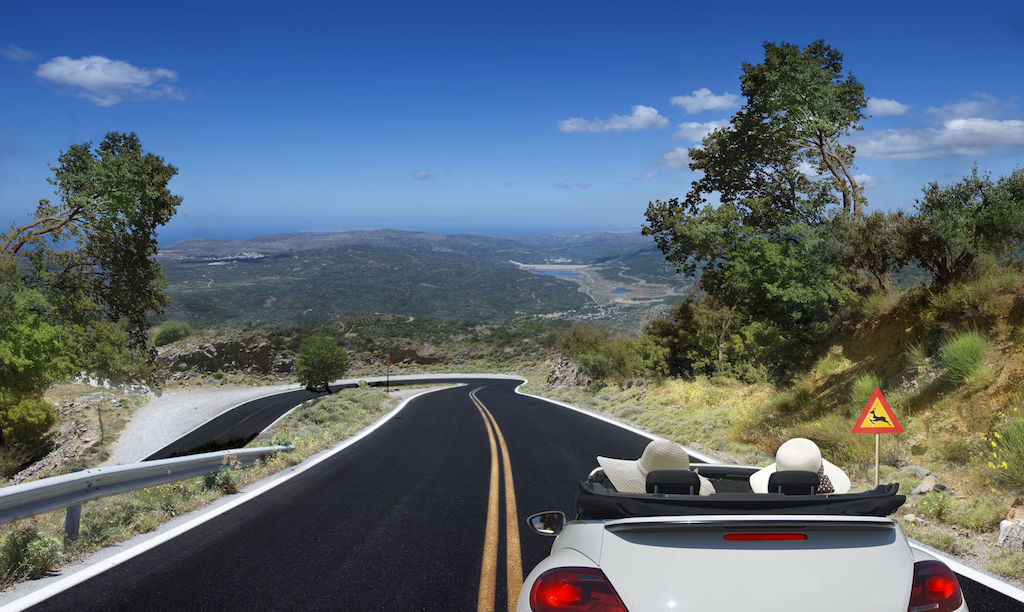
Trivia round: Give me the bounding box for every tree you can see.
[2,132,182,350]
[643,41,866,364]
[0,262,74,449]
[295,336,350,393]
[903,167,1024,287]
[822,211,912,293]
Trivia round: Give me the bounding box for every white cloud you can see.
[796,161,819,176]
[859,118,1024,159]
[556,179,570,189]
[673,119,729,141]
[927,93,1002,120]
[413,170,431,180]
[35,55,184,106]
[575,183,591,189]
[663,147,692,170]
[670,88,739,114]
[558,105,668,133]
[637,172,657,181]
[1,44,35,62]
[866,97,909,116]
[854,173,879,188]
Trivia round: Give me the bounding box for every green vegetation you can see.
[902,527,969,556]
[938,330,990,384]
[557,325,667,387]
[1,528,63,580]
[0,386,400,589]
[160,244,590,326]
[984,406,1024,488]
[850,372,881,413]
[295,336,350,393]
[153,321,192,347]
[986,550,1024,580]
[0,132,179,463]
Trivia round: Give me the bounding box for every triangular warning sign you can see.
[852,387,903,433]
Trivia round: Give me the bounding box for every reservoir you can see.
[532,269,580,279]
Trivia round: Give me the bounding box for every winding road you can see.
[12,377,1024,610]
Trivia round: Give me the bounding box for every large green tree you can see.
[2,132,182,350]
[903,167,1024,287]
[643,40,865,359]
[295,336,350,394]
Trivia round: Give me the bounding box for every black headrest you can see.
[646,469,701,494]
[767,470,819,495]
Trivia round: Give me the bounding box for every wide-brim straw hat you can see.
[749,438,851,494]
[598,439,715,495]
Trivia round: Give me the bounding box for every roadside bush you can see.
[947,497,1005,531]
[986,550,1024,579]
[562,325,667,387]
[850,372,881,415]
[0,397,56,450]
[917,492,951,519]
[904,529,969,555]
[0,528,62,579]
[203,467,241,494]
[153,321,192,347]
[984,407,1024,488]
[938,330,989,384]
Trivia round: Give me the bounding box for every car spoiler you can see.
[577,480,906,520]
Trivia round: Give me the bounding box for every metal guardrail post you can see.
[64,468,85,544]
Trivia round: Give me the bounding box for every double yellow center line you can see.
[471,387,522,612]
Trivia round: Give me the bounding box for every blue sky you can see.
[1,1,1022,245]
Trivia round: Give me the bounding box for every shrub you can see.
[850,372,881,414]
[203,467,241,494]
[947,497,1005,531]
[152,321,192,347]
[986,550,1024,579]
[917,492,951,519]
[0,529,62,579]
[0,397,56,450]
[905,529,969,555]
[905,343,929,371]
[985,408,1024,488]
[938,330,989,384]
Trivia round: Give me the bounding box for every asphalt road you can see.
[28,378,1024,611]
[32,379,655,610]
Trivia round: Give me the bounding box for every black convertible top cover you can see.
[576,481,906,519]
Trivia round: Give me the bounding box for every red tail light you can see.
[723,532,807,541]
[530,567,628,612]
[908,560,963,612]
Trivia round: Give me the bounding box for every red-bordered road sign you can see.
[852,387,903,433]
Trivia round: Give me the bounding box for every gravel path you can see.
[103,384,301,465]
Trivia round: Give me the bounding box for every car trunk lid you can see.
[598,515,913,611]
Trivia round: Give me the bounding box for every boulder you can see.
[999,520,1024,552]
[911,475,948,496]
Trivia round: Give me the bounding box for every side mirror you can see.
[528,511,566,536]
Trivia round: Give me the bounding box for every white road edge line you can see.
[513,379,1024,605]
[0,385,453,612]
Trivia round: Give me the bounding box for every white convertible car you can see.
[519,463,967,612]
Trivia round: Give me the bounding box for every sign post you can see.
[852,387,903,486]
[386,358,392,393]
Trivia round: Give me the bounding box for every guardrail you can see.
[0,445,292,538]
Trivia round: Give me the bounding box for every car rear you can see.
[520,515,967,611]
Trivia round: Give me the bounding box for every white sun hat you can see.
[749,437,851,494]
[597,439,715,495]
